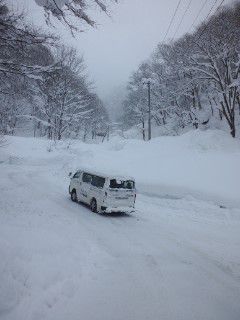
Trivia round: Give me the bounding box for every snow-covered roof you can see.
[75,167,135,181]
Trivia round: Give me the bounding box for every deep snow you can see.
[0,130,240,320]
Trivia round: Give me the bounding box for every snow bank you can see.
[113,130,240,208]
[1,129,240,208]
[1,129,240,320]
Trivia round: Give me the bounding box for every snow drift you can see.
[1,129,239,208]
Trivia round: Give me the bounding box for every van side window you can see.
[91,175,105,188]
[73,171,81,179]
[82,173,92,183]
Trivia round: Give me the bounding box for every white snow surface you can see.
[0,129,240,320]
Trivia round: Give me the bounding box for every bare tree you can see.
[34,46,105,140]
[0,1,109,139]
[35,0,118,33]
[123,2,240,138]
[0,1,55,77]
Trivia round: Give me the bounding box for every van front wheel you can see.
[90,198,97,213]
[71,190,77,202]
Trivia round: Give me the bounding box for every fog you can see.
[11,0,233,109]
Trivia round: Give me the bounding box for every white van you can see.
[69,169,136,214]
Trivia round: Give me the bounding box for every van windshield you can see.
[109,179,135,189]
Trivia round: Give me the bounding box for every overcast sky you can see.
[10,0,233,101]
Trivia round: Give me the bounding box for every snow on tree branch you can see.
[35,0,118,33]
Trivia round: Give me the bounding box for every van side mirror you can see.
[69,172,72,178]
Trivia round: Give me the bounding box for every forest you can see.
[0,1,240,141]
[122,2,240,138]
[0,0,109,141]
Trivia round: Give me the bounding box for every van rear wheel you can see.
[71,190,77,202]
[90,198,97,213]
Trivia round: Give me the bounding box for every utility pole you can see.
[147,81,151,140]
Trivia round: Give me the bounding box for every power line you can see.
[188,0,209,32]
[163,0,183,42]
[202,0,219,23]
[197,0,225,40]
[172,0,194,40]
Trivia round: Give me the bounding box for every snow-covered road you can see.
[1,134,240,320]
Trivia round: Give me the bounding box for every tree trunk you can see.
[83,125,87,141]
[230,125,235,138]
[230,111,236,138]
[47,119,51,140]
[221,102,236,138]
[142,119,145,141]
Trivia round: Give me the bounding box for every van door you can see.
[90,175,106,207]
[80,172,92,204]
[108,179,136,208]
[71,171,81,198]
